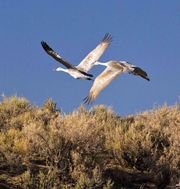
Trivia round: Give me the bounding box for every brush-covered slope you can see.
[0,96,179,188]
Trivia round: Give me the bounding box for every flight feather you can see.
[77,33,112,72]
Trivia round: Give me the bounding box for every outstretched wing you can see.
[84,67,121,104]
[119,61,150,81]
[41,41,75,69]
[130,67,150,81]
[77,33,112,72]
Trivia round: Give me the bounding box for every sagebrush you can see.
[0,96,179,188]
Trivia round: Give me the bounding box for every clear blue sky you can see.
[0,1,180,115]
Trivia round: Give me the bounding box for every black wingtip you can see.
[41,41,52,52]
[102,33,113,43]
[133,67,150,82]
[41,41,46,47]
[41,41,48,49]
[83,96,88,104]
[83,96,92,105]
[141,75,150,81]
[142,73,150,81]
[86,78,92,81]
[79,70,93,77]
[88,73,94,77]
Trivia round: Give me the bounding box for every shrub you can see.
[0,96,179,188]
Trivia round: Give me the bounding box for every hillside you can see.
[0,96,179,189]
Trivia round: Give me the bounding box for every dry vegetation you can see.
[0,96,179,189]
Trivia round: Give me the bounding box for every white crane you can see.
[41,33,112,80]
[84,60,150,104]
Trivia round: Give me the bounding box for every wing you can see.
[41,41,75,69]
[119,61,150,81]
[77,33,112,72]
[84,67,121,104]
[131,67,150,81]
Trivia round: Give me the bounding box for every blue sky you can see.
[0,1,180,115]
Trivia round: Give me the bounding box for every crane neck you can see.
[55,67,68,72]
[95,61,108,67]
